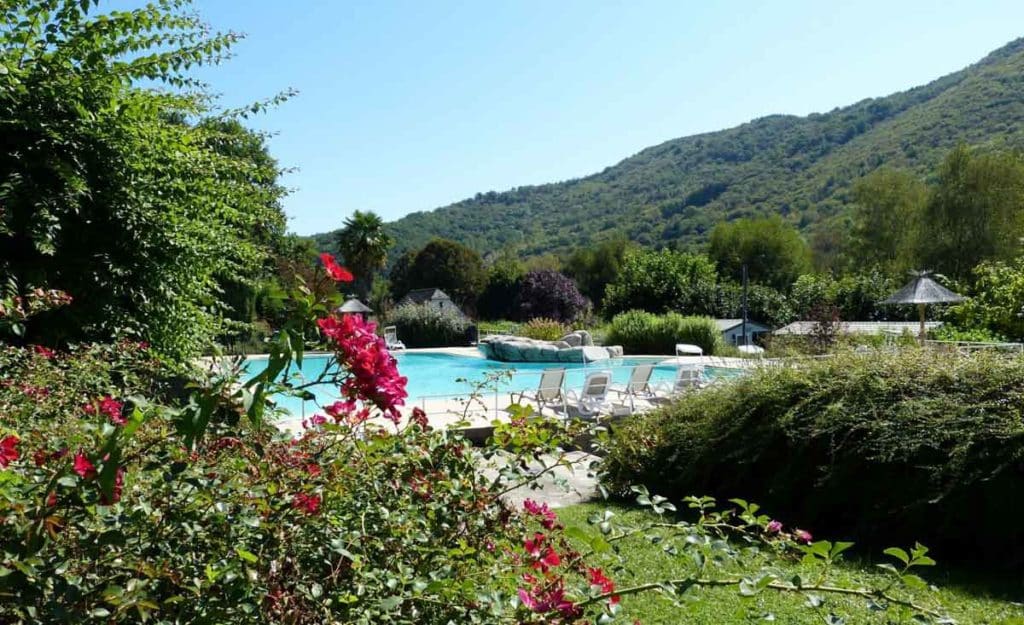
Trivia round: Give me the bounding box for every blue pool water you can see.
[251,352,741,417]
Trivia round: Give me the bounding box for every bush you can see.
[389,303,471,347]
[520,317,568,341]
[605,311,723,355]
[514,270,588,322]
[602,349,1024,567]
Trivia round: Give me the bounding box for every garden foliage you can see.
[520,317,569,341]
[605,311,723,355]
[389,303,471,347]
[603,250,718,317]
[0,0,288,358]
[513,270,588,323]
[602,349,1024,566]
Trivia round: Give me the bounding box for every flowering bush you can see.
[0,255,955,623]
[514,270,589,322]
[388,302,471,347]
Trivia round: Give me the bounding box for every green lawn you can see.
[559,503,1023,625]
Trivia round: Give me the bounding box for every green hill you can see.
[314,38,1024,260]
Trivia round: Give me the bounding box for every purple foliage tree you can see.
[514,270,589,322]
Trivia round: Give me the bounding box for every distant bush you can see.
[606,310,722,355]
[603,250,718,317]
[389,304,470,347]
[514,270,588,322]
[520,317,568,341]
[602,349,1024,567]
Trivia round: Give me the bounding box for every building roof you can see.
[774,320,944,336]
[715,318,771,332]
[336,297,372,314]
[399,288,451,305]
[881,271,965,305]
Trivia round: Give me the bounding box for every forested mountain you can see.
[315,38,1024,260]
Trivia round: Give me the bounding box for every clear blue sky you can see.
[170,1,1024,234]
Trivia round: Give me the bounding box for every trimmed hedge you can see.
[605,310,723,355]
[388,303,470,347]
[601,349,1024,566]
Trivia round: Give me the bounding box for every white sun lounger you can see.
[383,326,406,350]
[511,367,567,415]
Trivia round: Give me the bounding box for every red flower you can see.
[306,463,322,477]
[99,396,125,425]
[517,582,580,618]
[46,491,58,507]
[31,344,55,359]
[794,528,813,544]
[587,567,618,604]
[319,253,354,282]
[292,492,322,515]
[0,435,19,468]
[411,406,428,428]
[73,452,96,479]
[523,499,560,530]
[523,533,561,572]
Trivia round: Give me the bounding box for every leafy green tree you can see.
[336,210,393,298]
[917,144,1024,281]
[603,249,718,316]
[389,239,486,310]
[947,255,1024,340]
[848,168,927,273]
[708,216,812,290]
[477,253,525,320]
[564,237,631,310]
[0,0,288,357]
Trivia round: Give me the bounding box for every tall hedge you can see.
[601,350,1024,566]
[389,304,470,348]
[605,311,722,355]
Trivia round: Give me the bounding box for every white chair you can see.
[511,368,567,415]
[675,343,704,357]
[651,364,704,403]
[613,363,655,412]
[383,326,406,350]
[564,370,629,419]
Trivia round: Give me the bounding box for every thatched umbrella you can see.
[881,271,965,343]
[336,297,373,315]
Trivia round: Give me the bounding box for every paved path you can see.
[478,450,602,509]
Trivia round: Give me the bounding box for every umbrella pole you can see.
[918,303,926,345]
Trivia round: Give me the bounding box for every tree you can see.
[847,168,927,274]
[336,210,393,298]
[477,253,525,320]
[389,239,486,310]
[708,216,812,290]
[563,237,630,310]
[513,270,588,322]
[603,249,719,316]
[917,144,1024,281]
[0,0,288,357]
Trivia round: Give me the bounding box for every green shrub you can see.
[389,303,471,347]
[605,310,723,355]
[520,317,568,341]
[602,349,1024,567]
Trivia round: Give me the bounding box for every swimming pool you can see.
[251,351,741,417]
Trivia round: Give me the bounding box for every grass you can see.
[558,503,1023,625]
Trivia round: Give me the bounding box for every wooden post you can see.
[918,302,927,345]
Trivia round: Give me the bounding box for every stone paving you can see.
[478,450,603,509]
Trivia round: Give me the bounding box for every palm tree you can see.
[335,210,393,298]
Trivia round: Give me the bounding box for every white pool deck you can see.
[272,347,759,436]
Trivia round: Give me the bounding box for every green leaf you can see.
[884,547,910,565]
[235,547,258,564]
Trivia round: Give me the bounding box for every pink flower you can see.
[98,396,125,425]
[523,499,560,530]
[292,492,322,515]
[766,520,783,534]
[517,582,579,618]
[73,452,96,479]
[319,253,354,282]
[0,435,19,468]
[317,314,408,422]
[794,529,813,544]
[523,533,561,572]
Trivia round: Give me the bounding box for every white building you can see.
[715,319,772,346]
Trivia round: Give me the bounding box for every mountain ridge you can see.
[313,37,1024,261]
